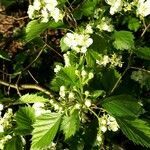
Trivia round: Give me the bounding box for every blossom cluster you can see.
[96,54,123,67]
[27,0,64,22]
[0,135,12,149]
[96,17,114,32]
[105,0,150,18]
[32,102,51,117]
[63,32,93,53]
[0,108,13,132]
[99,114,119,132]
[131,70,150,88]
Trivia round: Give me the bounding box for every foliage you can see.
[0,0,150,149]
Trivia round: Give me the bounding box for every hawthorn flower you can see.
[59,86,66,98]
[136,0,150,17]
[0,124,4,132]
[0,104,3,111]
[96,17,114,32]
[54,65,62,73]
[88,72,94,79]
[68,92,75,99]
[27,0,64,22]
[105,0,123,15]
[100,126,107,132]
[85,24,93,34]
[63,32,93,53]
[96,55,110,66]
[85,99,92,107]
[32,102,45,117]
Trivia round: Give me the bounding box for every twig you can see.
[0,79,53,97]
[28,70,39,84]
[141,20,150,37]
[109,53,132,95]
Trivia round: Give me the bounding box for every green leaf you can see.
[117,118,150,147]
[60,37,70,52]
[51,66,79,91]
[1,0,15,7]
[4,136,23,150]
[61,110,80,139]
[0,51,10,61]
[86,49,100,67]
[113,31,135,50]
[31,113,62,150]
[25,20,64,42]
[128,18,140,32]
[102,95,142,118]
[20,94,49,103]
[134,47,150,60]
[15,107,36,135]
[81,0,100,16]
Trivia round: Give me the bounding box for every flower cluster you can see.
[96,17,114,32]
[0,108,13,132]
[136,0,150,17]
[105,0,123,15]
[27,0,64,22]
[0,135,12,149]
[32,102,51,117]
[131,70,150,88]
[96,54,123,67]
[63,32,93,53]
[99,114,119,132]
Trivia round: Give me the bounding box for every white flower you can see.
[59,86,66,98]
[106,0,123,15]
[32,102,44,109]
[68,92,75,99]
[75,103,81,109]
[136,0,150,17]
[51,8,63,22]
[85,24,93,34]
[0,125,4,132]
[5,135,12,140]
[100,125,107,132]
[0,104,3,111]
[88,72,94,79]
[85,91,90,97]
[97,135,102,142]
[81,70,87,78]
[97,55,110,66]
[27,5,35,19]
[81,47,87,53]
[63,53,70,67]
[54,104,59,110]
[33,0,41,10]
[54,65,62,73]
[41,8,49,22]
[85,99,91,107]
[101,119,107,125]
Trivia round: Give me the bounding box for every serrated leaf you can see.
[51,66,79,91]
[117,118,150,147]
[113,31,135,50]
[61,110,80,139]
[102,95,142,118]
[31,113,62,150]
[15,107,36,135]
[20,94,49,103]
[25,20,64,42]
[81,0,100,16]
[134,47,150,60]
[4,136,23,150]
[128,18,140,32]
